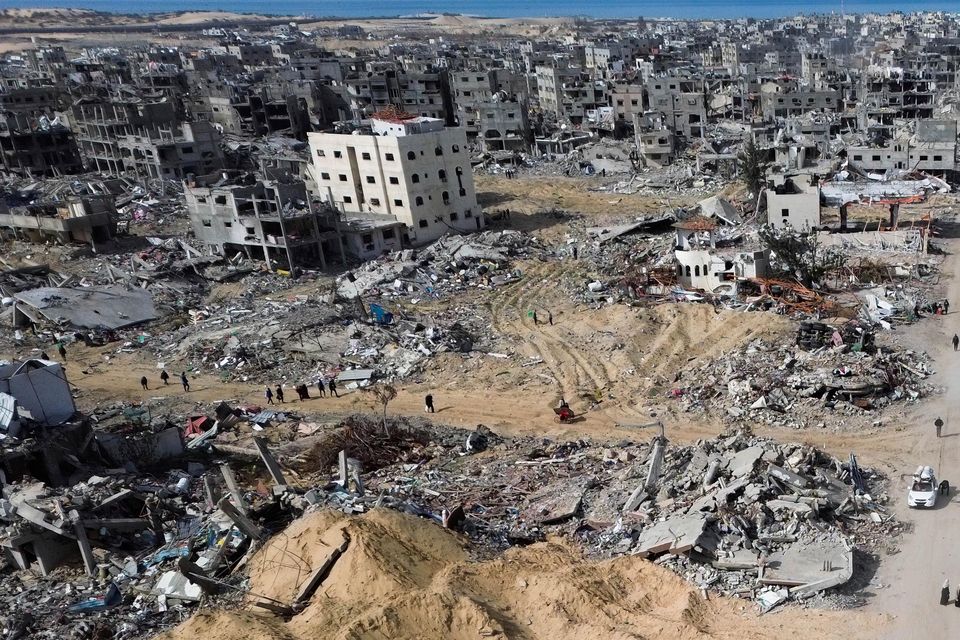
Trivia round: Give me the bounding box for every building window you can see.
[361,233,373,244]
[214,195,227,205]
[921,155,929,161]
[438,169,447,181]
[407,151,416,160]
[435,146,443,156]
[459,188,466,197]
[872,155,880,162]
[339,174,347,181]
[853,155,862,161]
[419,219,428,228]
[366,176,375,184]
[411,174,420,183]
[334,150,342,158]
[394,199,403,206]
[321,172,330,180]
[694,265,700,276]
[223,221,232,228]
[202,220,211,227]
[361,152,371,160]
[781,208,789,218]
[452,144,460,152]
[415,196,424,206]
[385,153,394,161]
[383,228,395,240]
[389,177,399,185]
[450,212,458,221]
[442,191,450,204]
[370,198,380,206]
[684,265,691,276]
[935,155,943,161]
[343,196,352,203]
[465,209,472,217]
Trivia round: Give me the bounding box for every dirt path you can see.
[868,247,960,638]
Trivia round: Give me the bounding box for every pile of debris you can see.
[676,334,933,429]
[299,421,897,611]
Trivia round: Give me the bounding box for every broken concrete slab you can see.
[634,513,710,557]
[522,479,588,525]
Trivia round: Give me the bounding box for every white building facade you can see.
[308,116,483,245]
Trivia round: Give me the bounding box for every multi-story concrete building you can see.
[535,64,608,125]
[308,114,483,245]
[185,171,342,272]
[0,113,82,177]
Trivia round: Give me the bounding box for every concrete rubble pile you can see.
[0,417,310,639]
[674,334,934,429]
[297,422,896,611]
[337,229,540,302]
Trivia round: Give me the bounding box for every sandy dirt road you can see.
[867,246,960,637]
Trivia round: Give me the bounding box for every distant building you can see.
[0,195,116,246]
[766,174,821,231]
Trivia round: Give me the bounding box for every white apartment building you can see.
[307,116,483,245]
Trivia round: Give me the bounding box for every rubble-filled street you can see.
[2,5,960,640]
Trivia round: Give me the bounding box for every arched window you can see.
[438,169,447,181]
[694,265,700,276]
[442,191,450,204]
[452,144,460,152]
[415,196,424,206]
[434,146,443,156]
[411,174,420,183]
[455,166,463,176]
[676,264,682,276]
[685,266,691,277]
[407,151,416,160]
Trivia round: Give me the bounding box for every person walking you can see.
[180,372,190,392]
[945,299,951,314]
[936,416,944,438]
[942,579,951,606]
[160,370,169,385]
[265,387,274,405]
[548,310,553,326]
[953,334,958,351]
[532,310,538,326]
[57,343,66,360]
[140,376,149,390]
[316,378,326,397]
[275,385,284,403]
[328,379,338,398]
[425,393,435,413]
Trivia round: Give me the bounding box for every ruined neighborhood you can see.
[0,5,958,639]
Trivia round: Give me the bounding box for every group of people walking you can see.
[141,370,189,392]
[265,378,338,405]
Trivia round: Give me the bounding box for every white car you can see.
[907,465,938,508]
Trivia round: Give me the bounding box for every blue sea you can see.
[0,0,958,19]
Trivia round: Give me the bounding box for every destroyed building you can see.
[185,170,344,272]
[0,113,82,177]
[0,194,116,245]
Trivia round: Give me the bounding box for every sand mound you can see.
[161,508,876,640]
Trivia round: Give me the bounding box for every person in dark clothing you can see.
[943,579,951,606]
[58,344,66,360]
[953,334,959,351]
[296,384,309,401]
[265,387,274,405]
[945,300,951,314]
[140,376,148,390]
[559,397,569,409]
[548,311,553,325]
[572,246,578,260]
[275,385,284,403]
[936,416,945,437]
[316,379,326,397]
[328,379,338,397]
[40,351,50,360]
[180,372,190,392]
[160,370,169,385]
[532,310,538,325]
[425,393,435,413]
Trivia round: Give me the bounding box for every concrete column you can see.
[889,203,900,229]
[839,204,848,230]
